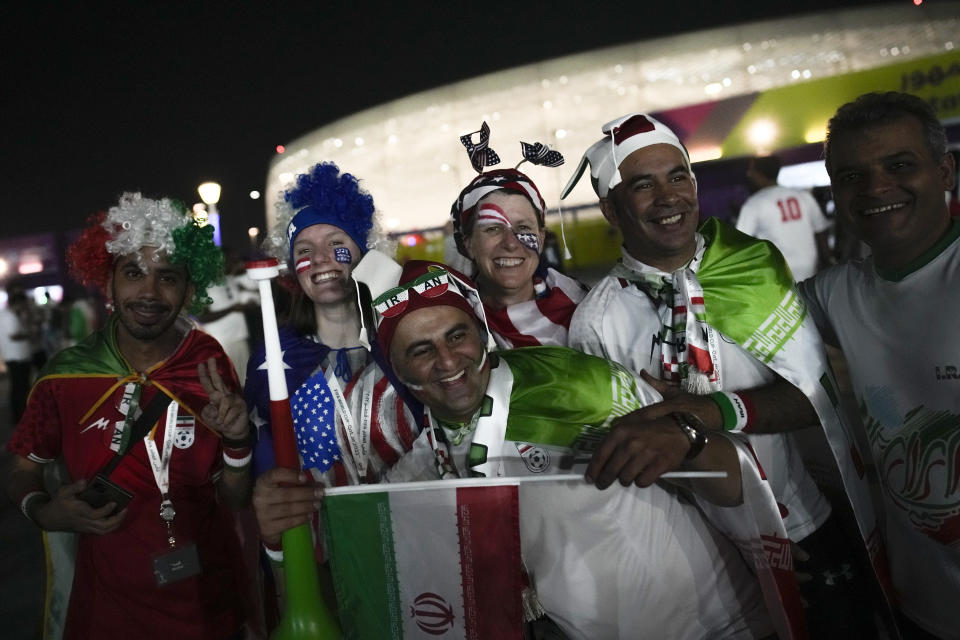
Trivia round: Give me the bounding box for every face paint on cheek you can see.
[334,247,352,264]
[515,232,540,253]
[295,257,311,273]
[475,349,488,373]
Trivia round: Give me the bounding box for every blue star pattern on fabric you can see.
[246,327,331,477]
[291,369,341,472]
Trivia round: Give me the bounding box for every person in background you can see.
[736,154,832,281]
[62,290,99,347]
[198,249,257,385]
[0,288,34,422]
[798,91,959,640]
[449,122,586,348]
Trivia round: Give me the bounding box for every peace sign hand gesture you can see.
[197,357,250,440]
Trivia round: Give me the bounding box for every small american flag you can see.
[519,141,564,167]
[292,369,340,472]
[460,121,501,173]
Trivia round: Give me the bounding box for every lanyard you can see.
[144,401,180,546]
[110,382,141,453]
[425,410,461,480]
[325,367,372,480]
[424,406,484,480]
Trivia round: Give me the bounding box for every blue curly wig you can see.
[278,162,375,265]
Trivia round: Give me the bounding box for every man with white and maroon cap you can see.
[566,113,884,636]
[347,250,810,640]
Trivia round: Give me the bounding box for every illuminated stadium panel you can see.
[266,3,959,233]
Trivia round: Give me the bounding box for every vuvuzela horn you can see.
[246,259,341,640]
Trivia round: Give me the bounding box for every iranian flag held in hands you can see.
[323,481,524,639]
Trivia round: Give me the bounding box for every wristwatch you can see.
[671,413,708,460]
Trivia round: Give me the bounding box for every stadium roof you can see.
[266,2,959,233]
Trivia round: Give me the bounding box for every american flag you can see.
[291,369,341,472]
[519,141,564,167]
[460,121,501,173]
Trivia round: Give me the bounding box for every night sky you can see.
[2,1,896,251]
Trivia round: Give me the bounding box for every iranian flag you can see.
[323,479,524,639]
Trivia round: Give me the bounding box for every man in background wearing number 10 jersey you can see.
[736,154,832,281]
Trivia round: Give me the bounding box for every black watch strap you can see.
[671,413,708,460]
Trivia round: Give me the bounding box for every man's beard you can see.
[116,300,181,341]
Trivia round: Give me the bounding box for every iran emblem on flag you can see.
[324,480,524,639]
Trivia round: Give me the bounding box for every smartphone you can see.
[77,474,134,515]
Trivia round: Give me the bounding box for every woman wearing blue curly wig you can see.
[244,162,422,566]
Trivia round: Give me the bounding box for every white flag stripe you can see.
[325,472,726,496]
[389,489,467,640]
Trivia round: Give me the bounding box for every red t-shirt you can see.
[8,325,246,639]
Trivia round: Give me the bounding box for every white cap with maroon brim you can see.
[560,113,692,200]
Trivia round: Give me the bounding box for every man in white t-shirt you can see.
[562,112,880,637]
[736,155,831,281]
[0,289,35,422]
[798,91,959,640]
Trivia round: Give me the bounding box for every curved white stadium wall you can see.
[265,3,959,234]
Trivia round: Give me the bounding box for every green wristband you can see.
[709,391,738,431]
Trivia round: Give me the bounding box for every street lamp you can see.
[197,182,222,246]
[198,182,221,213]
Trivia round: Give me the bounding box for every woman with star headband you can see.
[452,122,588,349]
[244,163,422,558]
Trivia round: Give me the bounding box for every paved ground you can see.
[0,375,45,640]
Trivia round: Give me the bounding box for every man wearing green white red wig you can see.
[5,192,253,639]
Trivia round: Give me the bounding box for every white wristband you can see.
[222,450,252,468]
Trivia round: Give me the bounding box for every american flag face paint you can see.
[334,247,352,264]
[476,202,540,253]
[295,257,311,273]
[475,203,513,228]
[515,232,540,253]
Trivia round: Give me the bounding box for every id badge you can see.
[152,544,201,586]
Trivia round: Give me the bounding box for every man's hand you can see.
[637,370,821,434]
[253,468,323,546]
[198,357,249,440]
[633,370,724,431]
[35,479,128,534]
[585,412,691,490]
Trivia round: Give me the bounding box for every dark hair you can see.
[824,91,947,175]
[751,155,781,181]
[286,290,318,337]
